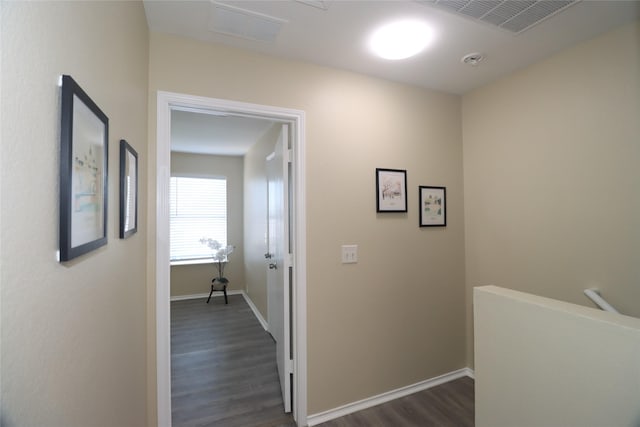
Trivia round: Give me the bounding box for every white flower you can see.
[200,238,234,279]
[199,237,222,251]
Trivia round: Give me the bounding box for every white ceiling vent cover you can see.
[295,0,332,11]
[417,0,580,34]
[209,1,288,42]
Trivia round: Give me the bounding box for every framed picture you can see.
[419,186,446,227]
[119,139,138,238]
[59,75,109,261]
[376,168,407,212]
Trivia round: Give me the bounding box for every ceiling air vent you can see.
[295,0,332,11]
[417,0,580,34]
[209,1,288,42]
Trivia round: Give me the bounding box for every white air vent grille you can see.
[209,1,287,42]
[417,0,579,34]
[295,0,332,11]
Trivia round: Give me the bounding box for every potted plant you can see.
[200,238,234,303]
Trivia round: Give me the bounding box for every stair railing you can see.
[583,289,619,314]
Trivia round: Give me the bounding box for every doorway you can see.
[155,91,308,426]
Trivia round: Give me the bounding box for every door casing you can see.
[154,91,307,426]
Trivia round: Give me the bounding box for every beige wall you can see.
[475,286,640,427]
[170,152,245,296]
[463,21,640,366]
[243,124,280,319]
[148,32,466,414]
[1,2,148,426]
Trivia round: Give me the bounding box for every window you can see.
[169,176,227,262]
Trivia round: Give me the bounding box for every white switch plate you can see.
[341,245,358,264]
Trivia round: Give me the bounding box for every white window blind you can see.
[170,176,227,262]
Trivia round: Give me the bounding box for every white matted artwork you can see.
[119,139,138,238]
[419,186,446,227]
[71,97,105,245]
[59,75,109,261]
[376,168,407,212]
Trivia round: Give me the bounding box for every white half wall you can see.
[474,285,640,427]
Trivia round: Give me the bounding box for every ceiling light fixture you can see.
[369,20,434,60]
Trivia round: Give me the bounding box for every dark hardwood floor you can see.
[171,294,475,427]
[171,295,295,427]
[315,377,474,427]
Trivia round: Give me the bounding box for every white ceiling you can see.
[144,0,640,94]
[153,0,640,155]
[171,110,275,156]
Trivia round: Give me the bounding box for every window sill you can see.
[170,258,227,266]
[171,259,211,266]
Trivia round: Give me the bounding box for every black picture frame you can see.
[419,186,446,227]
[119,139,138,239]
[376,168,408,212]
[59,75,109,262]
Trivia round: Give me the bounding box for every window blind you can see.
[169,176,227,262]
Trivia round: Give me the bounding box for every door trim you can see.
[155,91,308,426]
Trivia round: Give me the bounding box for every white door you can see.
[266,124,292,413]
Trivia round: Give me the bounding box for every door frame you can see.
[155,91,307,426]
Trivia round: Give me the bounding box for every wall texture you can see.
[1,2,148,426]
[475,286,640,427]
[463,21,640,366]
[170,152,245,296]
[148,32,466,415]
[243,124,280,319]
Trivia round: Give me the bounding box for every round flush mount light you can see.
[461,52,485,66]
[369,20,434,60]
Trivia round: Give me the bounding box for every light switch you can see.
[341,245,358,264]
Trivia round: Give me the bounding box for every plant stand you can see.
[206,278,228,304]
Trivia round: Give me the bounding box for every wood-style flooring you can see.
[315,377,474,427]
[171,295,295,427]
[171,294,475,427]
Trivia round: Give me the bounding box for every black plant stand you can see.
[206,278,228,304]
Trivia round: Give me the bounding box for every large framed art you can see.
[59,75,109,261]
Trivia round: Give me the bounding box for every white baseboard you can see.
[170,290,242,301]
[464,367,475,379]
[241,291,268,331]
[306,368,474,426]
[170,293,208,301]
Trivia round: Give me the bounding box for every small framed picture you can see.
[119,140,138,238]
[419,186,446,227]
[376,168,407,212]
[59,75,109,261]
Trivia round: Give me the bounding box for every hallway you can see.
[171,295,295,427]
[171,294,475,427]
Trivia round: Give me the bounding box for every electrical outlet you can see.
[341,245,358,264]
